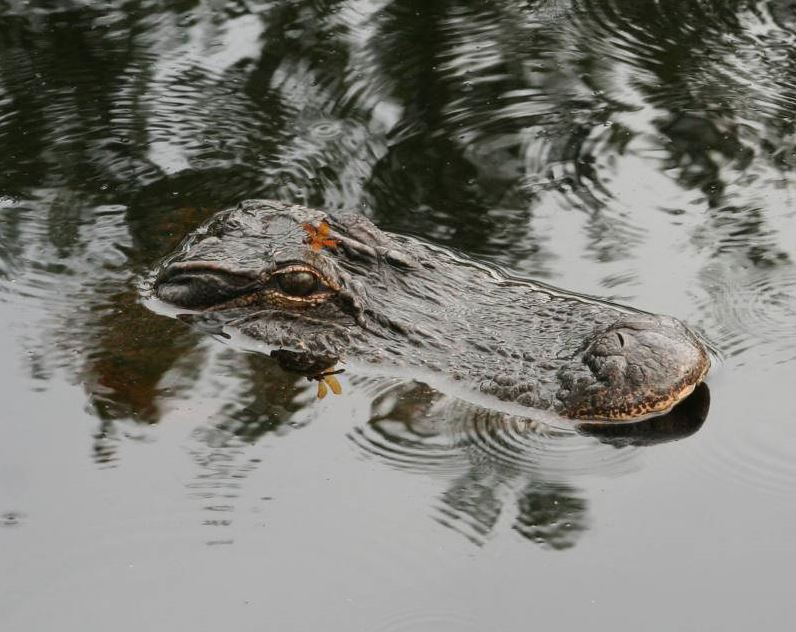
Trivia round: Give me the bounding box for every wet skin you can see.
[152,200,710,422]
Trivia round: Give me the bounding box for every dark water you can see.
[1,1,796,630]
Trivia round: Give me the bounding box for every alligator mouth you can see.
[154,261,260,309]
[578,382,711,445]
[591,362,709,422]
[557,315,711,422]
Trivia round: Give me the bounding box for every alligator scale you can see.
[151,200,710,422]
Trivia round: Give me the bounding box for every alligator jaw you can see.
[556,314,711,421]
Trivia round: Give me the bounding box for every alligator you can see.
[151,199,710,422]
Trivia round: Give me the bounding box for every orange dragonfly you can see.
[302,221,339,252]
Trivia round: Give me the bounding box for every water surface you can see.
[1,1,796,630]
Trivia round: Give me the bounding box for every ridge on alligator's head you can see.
[151,199,711,422]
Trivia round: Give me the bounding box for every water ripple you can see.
[347,381,472,476]
[689,400,796,498]
[348,381,641,481]
[699,262,796,365]
[374,611,481,632]
[455,405,639,479]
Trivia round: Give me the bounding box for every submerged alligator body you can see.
[152,200,710,422]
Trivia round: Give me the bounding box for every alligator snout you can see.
[557,314,710,421]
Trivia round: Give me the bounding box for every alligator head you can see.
[151,200,710,422]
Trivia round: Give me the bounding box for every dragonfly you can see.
[302,221,339,252]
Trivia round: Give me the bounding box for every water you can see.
[1,1,795,630]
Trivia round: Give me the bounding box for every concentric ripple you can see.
[347,380,473,476]
[452,401,641,479]
[373,611,481,632]
[698,263,796,366]
[682,378,796,499]
[349,380,641,481]
[687,258,796,497]
[695,420,796,498]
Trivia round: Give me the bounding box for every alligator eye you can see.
[276,271,318,297]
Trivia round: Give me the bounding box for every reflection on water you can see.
[349,379,708,547]
[1,0,796,628]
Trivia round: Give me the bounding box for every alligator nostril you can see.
[617,332,625,347]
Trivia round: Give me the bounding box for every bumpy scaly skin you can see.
[152,200,710,421]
